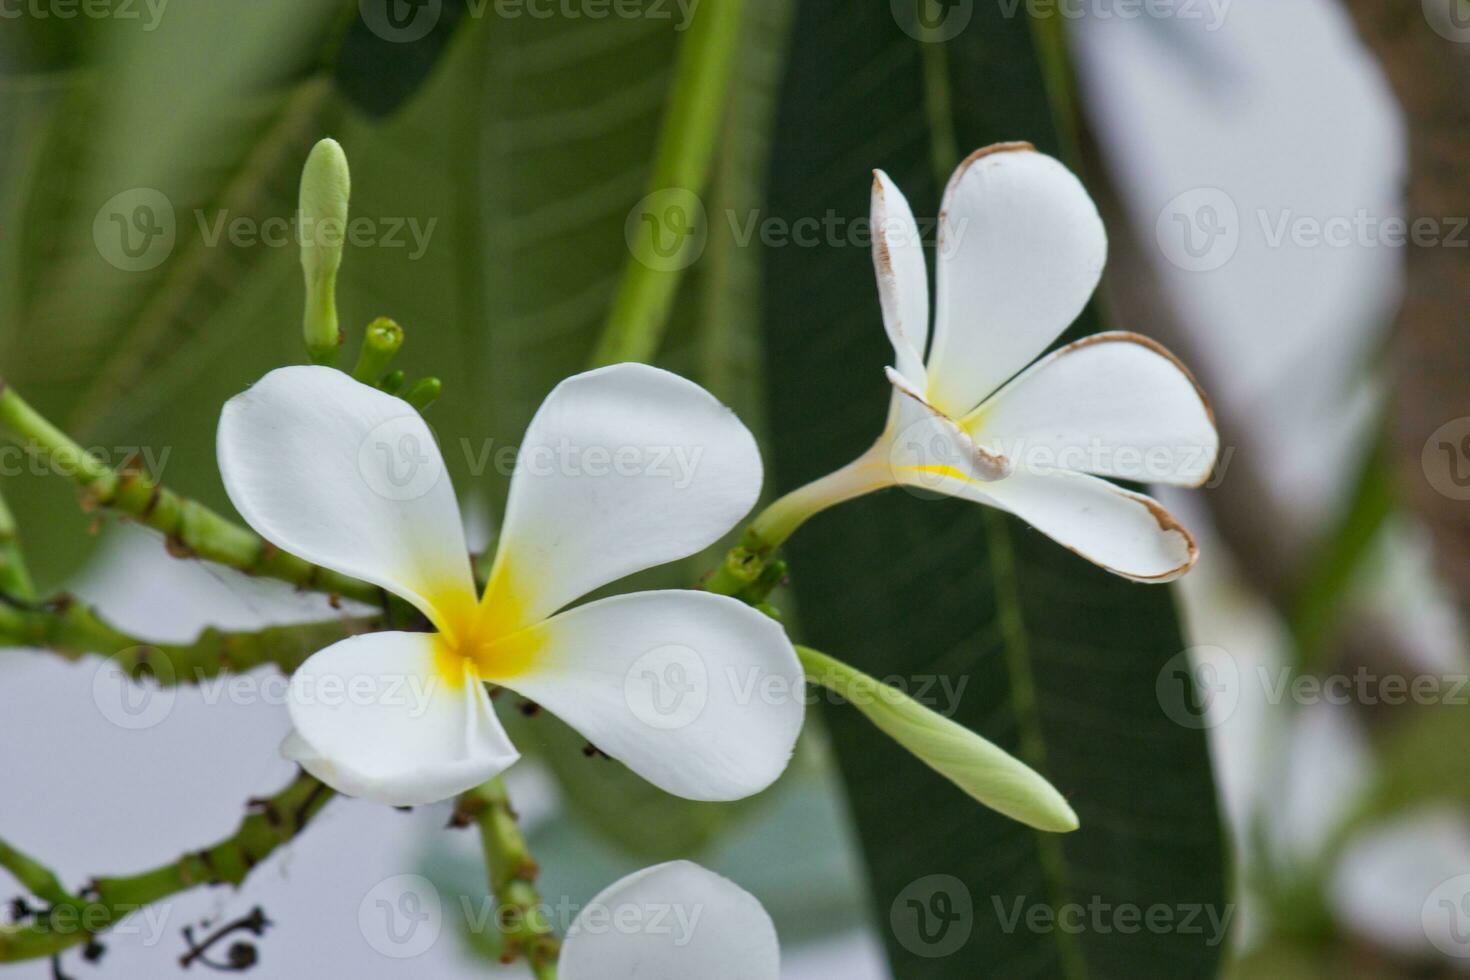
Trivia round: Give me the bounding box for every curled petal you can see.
[918,468,1198,583]
[872,169,930,388]
[965,332,1218,487]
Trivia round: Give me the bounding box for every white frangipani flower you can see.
[560,862,779,980]
[217,363,804,807]
[753,143,1219,583]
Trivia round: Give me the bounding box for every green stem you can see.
[0,839,76,908]
[0,597,380,685]
[0,771,333,962]
[703,445,889,601]
[590,0,748,367]
[457,778,558,979]
[0,488,34,600]
[0,381,383,607]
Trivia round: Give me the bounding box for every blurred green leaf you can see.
[331,0,474,118]
[0,2,343,586]
[758,3,1228,977]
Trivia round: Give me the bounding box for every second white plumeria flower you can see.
[752,143,1219,583]
[217,363,804,807]
[560,862,779,980]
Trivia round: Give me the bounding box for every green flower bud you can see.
[352,317,404,384]
[797,646,1079,833]
[299,138,351,365]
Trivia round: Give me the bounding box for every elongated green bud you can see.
[299,138,351,366]
[403,377,442,411]
[379,370,406,395]
[797,646,1079,833]
[352,318,404,384]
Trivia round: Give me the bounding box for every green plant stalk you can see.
[352,317,405,384]
[703,446,888,598]
[303,276,343,366]
[0,381,382,606]
[0,488,34,599]
[0,838,75,908]
[0,771,333,962]
[590,0,748,367]
[460,778,558,979]
[0,598,379,684]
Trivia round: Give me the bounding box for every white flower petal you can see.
[909,468,1197,582]
[284,631,518,806]
[499,591,803,802]
[965,332,1219,487]
[561,862,780,980]
[872,170,930,387]
[218,366,475,633]
[926,144,1108,418]
[487,364,761,627]
[885,368,1010,483]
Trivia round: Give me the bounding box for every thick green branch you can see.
[0,838,76,908]
[0,597,380,684]
[0,771,333,962]
[456,779,558,979]
[0,381,380,606]
[0,488,34,600]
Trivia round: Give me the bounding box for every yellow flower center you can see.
[431,556,542,689]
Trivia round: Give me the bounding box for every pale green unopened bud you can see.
[352,317,404,384]
[299,138,351,365]
[797,646,1079,833]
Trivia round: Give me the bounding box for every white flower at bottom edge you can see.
[855,142,1220,583]
[216,363,804,807]
[561,862,779,980]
